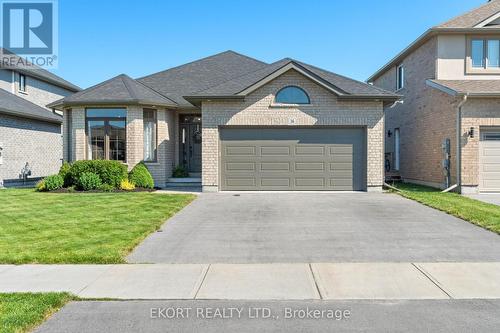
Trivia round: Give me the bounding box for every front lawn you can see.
[392,183,500,235]
[0,189,195,264]
[0,293,73,333]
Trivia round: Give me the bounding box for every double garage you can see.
[219,127,367,191]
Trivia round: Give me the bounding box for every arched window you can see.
[275,86,310,104]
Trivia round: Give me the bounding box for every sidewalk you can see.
[1,263,500,300]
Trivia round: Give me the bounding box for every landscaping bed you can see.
[0,189,195,264]
[391,182,500,235]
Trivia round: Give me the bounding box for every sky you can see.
[51,0,486,89]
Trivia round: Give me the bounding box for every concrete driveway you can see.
[466,194,500,206]
[128,193,500,263]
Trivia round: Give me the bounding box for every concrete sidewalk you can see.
[1,263,500,300]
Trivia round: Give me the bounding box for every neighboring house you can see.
[0,49,80,187]
[369,0,500,194]
[50,51,398,192]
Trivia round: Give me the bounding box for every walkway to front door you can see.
[179,115,202,173]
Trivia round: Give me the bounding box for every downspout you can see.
[455,94,468,193]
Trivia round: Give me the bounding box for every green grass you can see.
[0,189,195,264]
[392,183,500,235]
[0,293,73,333]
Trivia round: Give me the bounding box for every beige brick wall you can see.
[373,37,460,188]
[461,99,500,188]
[201,69,385,191]
[64,106,176,187]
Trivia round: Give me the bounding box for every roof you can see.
[368,0,500,82]
[185,58,398,103]
[138,51,268,107]
[0,88,62,123]
[54,51,398,110]
[0,48,80,92]
[48,74,177,108]
[437,0,500,28]
[427,79,500,97]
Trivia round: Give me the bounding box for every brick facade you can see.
[461,99,500,190]
[201,69,385,191]
[64,106,176,187]
[373,37,460,189]
[0,113,62,185]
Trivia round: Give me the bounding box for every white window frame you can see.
[396,65,404,91]
[18,73,26,93]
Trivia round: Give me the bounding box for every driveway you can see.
[127,193,500,263]
[466,194,500,206]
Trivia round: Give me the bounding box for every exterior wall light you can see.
[387,130,393,138]
[468,127,475,138]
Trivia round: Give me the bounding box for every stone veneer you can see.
[201,69,385,192]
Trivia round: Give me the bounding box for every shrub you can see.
[59,162,72,186]
[172,165,189,178]
[44,174,64,191]
[120,179,135,191]
[77,172,102,191]
[129,163,154,189]
[35,179,46,192]
[68,160,127,187]
[98,183,115,192]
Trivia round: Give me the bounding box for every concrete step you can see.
[166,177,201,188]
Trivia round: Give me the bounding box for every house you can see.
[368,0,500,194]
[0,50,80,187]
[49,51,398,192]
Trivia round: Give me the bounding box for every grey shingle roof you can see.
[48,74,177,108]
[437,0,500,28]
[428,79,500,96]
[186,58,397,100]
[137,51,268,107]
[0,48,80,92]
[0,88,62,123]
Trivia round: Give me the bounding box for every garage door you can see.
[220,127,366,191]
[480,131,500,192]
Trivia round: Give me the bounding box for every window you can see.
[18,73,26,92]
[143,109,157,162]
[396,65,404,90]
[470,38,500,69]
[488,40,500,67]
[86,108,126,161]
[275,86,310,104]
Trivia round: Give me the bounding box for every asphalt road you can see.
[36,299,500,333]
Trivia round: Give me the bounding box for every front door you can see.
[180,115,202,173]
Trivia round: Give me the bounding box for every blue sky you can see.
[52,0,486,89]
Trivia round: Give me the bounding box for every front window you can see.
[86,108,126,161]
[275,86,310,104]
[471,38,500,69]
[18,73,26,92]
[143,109,157,162]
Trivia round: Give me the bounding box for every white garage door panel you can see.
[480,131,500,192]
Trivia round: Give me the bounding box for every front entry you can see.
[179,115,202,173]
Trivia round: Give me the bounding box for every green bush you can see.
[98,183,115,192]
[58,162,72,186]
[44,174,64,191]
[77,172,102,191]
[129,163,154,189]
[68,160,127,187]
[172,165,189,178]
